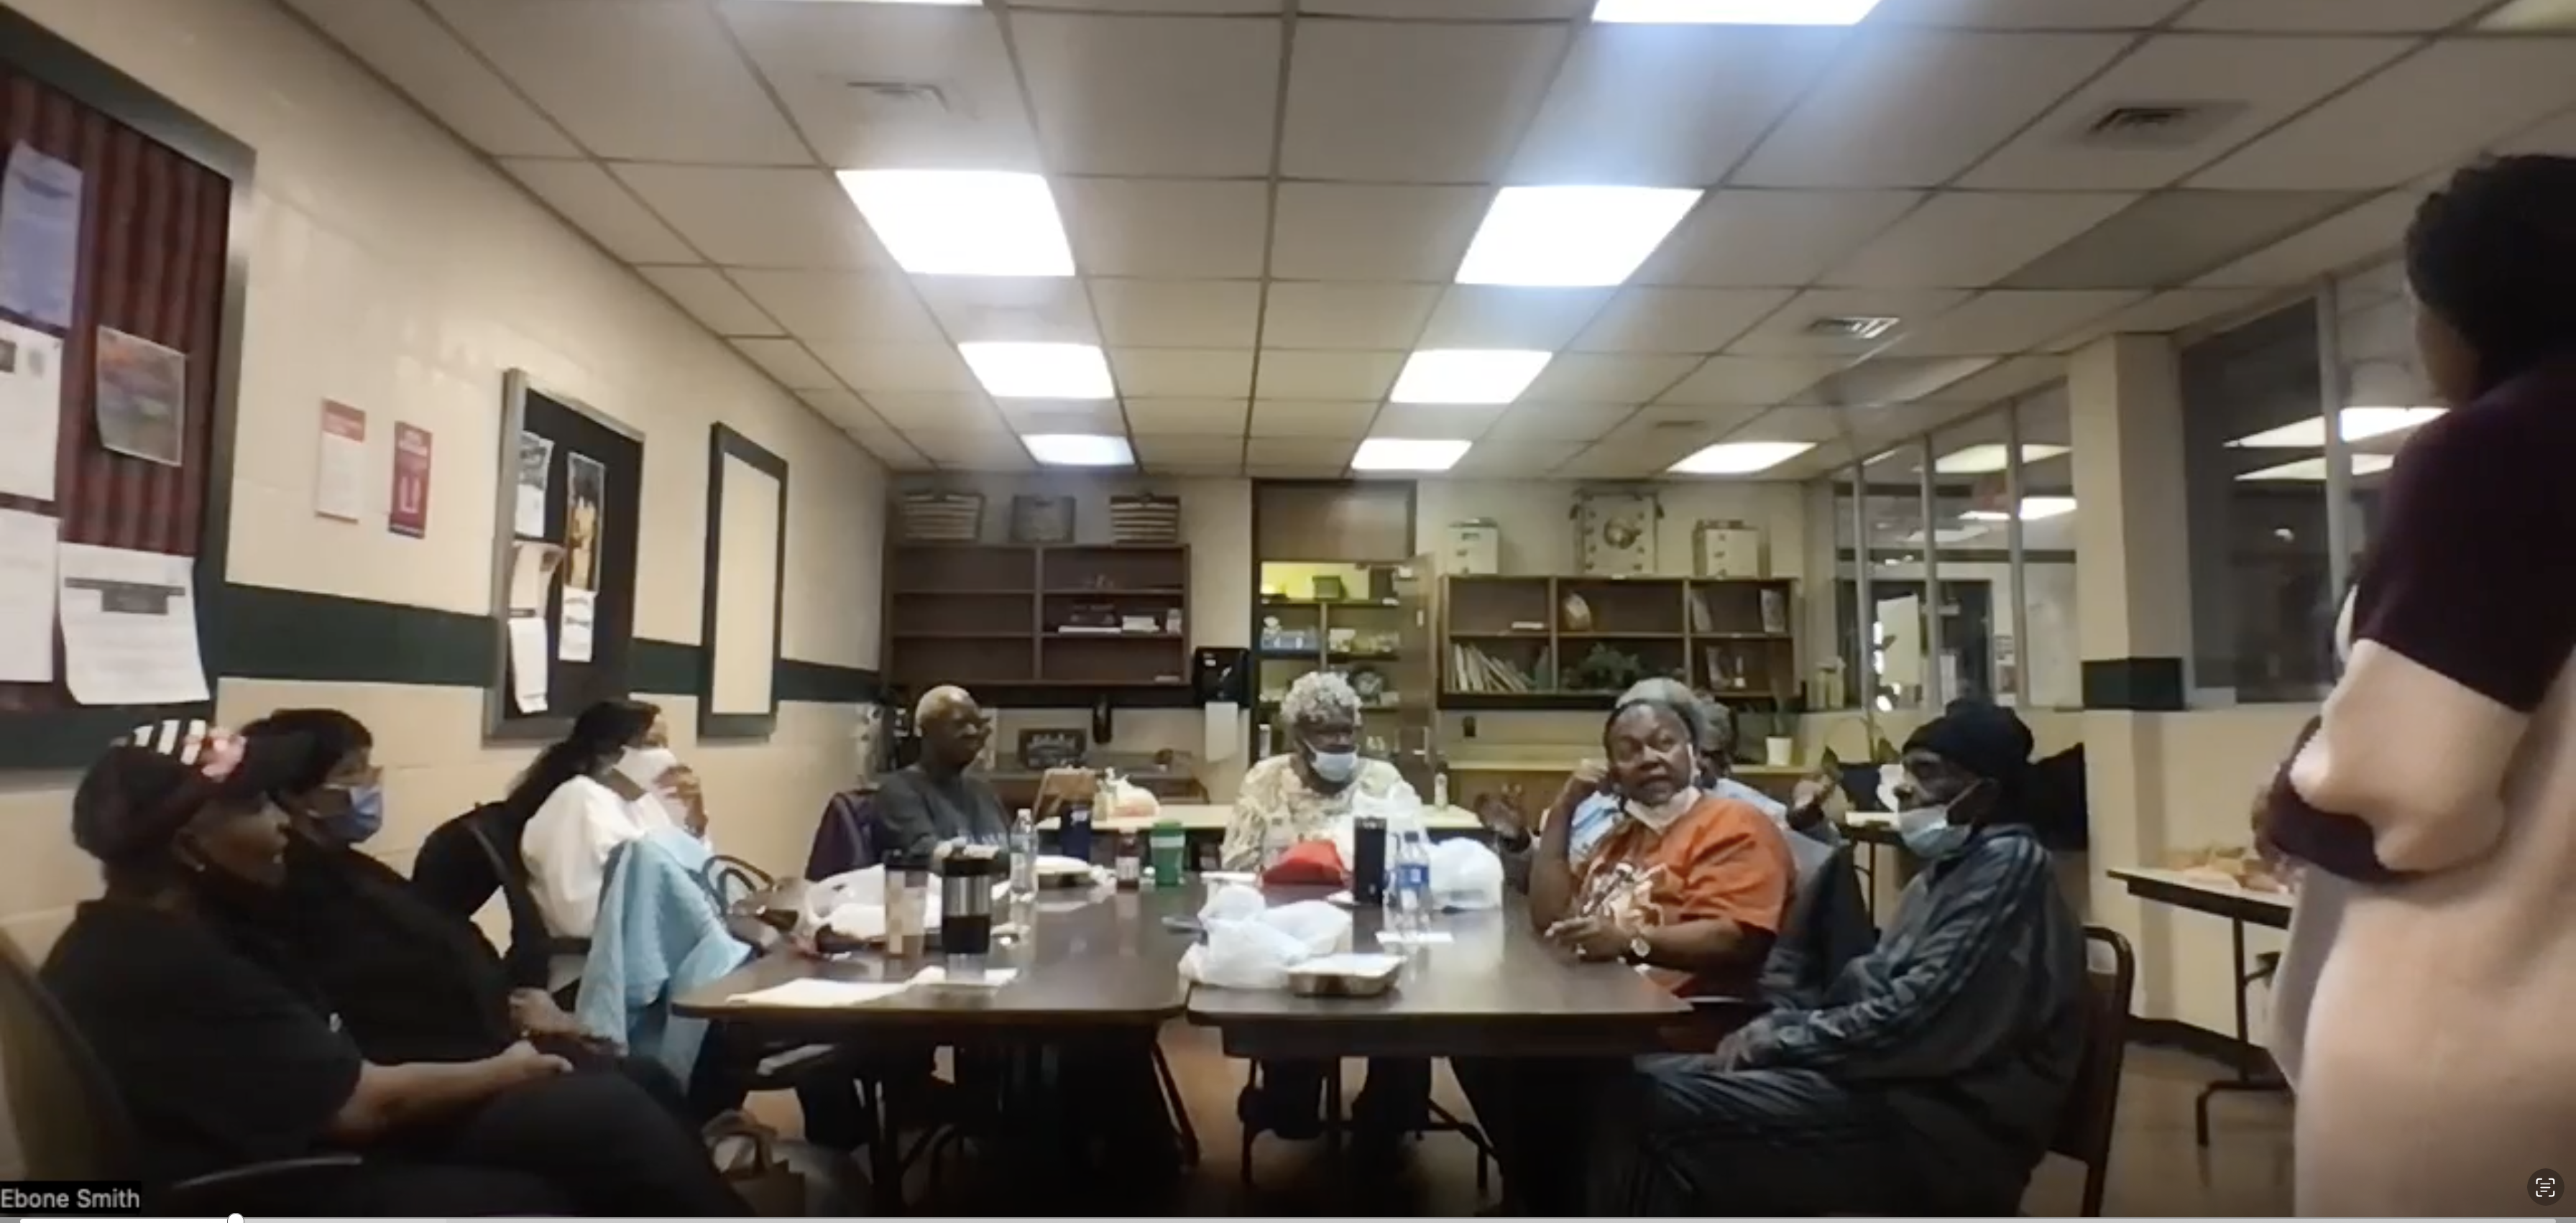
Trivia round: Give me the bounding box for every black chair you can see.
[1687,838,1874,1027]
[1236,1061,1491,1194]
[420,804,589,1002]
[2053,926,2138,1217]
[0,935,359,1214]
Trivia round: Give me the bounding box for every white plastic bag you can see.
[1199,882,1268,924]
[1430,838,1505,912]
[1176,895,1356,989]
[1265,900,1355,956]
[807,865,942,942]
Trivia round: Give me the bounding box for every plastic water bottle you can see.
[1391,811,1434,947]
[1008,807,1039,934]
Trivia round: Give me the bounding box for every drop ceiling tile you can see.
[1451,439,1584,475]
[288,0,578,156]
[730,338,839,391]
[1016,0,1279,9]
[2175,0,2494,31]
[861,391,1003,430]
[1254,351,1407,400]
[1894,290,2144,356]
[1246,436,1359,472]
[1922,354,2066,405]
[614,165,888,269]
[1417,287,1614,350]
[1657,355,1840,405]
[1305,0,1581,15]
[911,431,1036,472]
[1371,402,1509,439]
[1282,19,1566,183]
[1872,0,2191,25]
[1555,446,1668,479]
[850,429,932,471]
[1729,289,1970,356]
[1506,24,1841,185]
[2191,191,2423,287]
[811,343,980,394]
[1734,405,1865,443]
[1126,397,1251,435]
[1088,280,1261,349]
[1132,437,1248,471]
[796,389,880,428]
[997,400,1126,435]
[914,277,1100,345]
[1733,32,2131,188]
[1269,184,1489,282]
[1520,354,1701,404]
[500,160,699,263]
[729,270,945,343]
[1108,349,1256,398]
[1055,180,1270,278]
[1260,284,1442,350]
[1827,192,2140,287]
[427,0,810,164]
[2191,42,2576,190]
[1486,402,1636,440]
[1598,411,1734,452]
[1642,190,1923,287]
[2496,106,2576,157]
[1573,288,1793,354]
[715,0,1038,170]
[2048,287,2271,349]
[1803,356,1999,407]
[1013,14,1282,176]
[638,267,779,336]
[1962,35,2411,190]
[2000,190,2359,290]
[1251,400,1379,438]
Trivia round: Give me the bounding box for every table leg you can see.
[868,1076,906,1215]
[2192,916,2290,1145]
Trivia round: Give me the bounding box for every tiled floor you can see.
[758,1027,2296,1216]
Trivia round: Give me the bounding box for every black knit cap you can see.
[1903,701,2035,789]
[71,719,308,867]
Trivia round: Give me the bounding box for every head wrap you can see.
[1903,701,2035,790]
[72,719,303,867]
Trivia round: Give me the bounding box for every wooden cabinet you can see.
[1440,575,1796,711]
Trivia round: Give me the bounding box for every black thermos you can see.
[1352,815,1388,905]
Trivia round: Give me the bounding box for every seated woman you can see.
[227,709,690,1120]
[1455,692,1796,1212]
[1224,670,1430,1159]
[1586,703,2087,1217]
[512,699,706,944]
[39,721,747,1217]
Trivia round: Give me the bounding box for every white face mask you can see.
[1624,786,1703,834]
[1894,779,1984,859]
[613,746,678,791]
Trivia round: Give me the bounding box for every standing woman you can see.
[2260,154,2576,1217]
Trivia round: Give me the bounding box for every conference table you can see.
[677,876,1685,1209]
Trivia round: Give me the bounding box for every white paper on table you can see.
[908,965,1018,989]
[1204,701,1239,763]
[514,430,553,539]
[507,614,549,713]
[507,542,562,615]
[1377,930,1454,947]
[0,508,57,683]
[0,320,62,501]
[56,543,207,705]
[313,400,366,522]
[727,979,911,1007]
[558,588,596,663]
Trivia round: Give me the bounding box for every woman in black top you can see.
[39,720,748,1217]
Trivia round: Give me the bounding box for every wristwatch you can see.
[1624,933,1652,965]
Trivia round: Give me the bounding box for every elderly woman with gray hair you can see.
[1225,670,1431,1162]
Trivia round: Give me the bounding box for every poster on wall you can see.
[559,451,606,663]
[0,318,63,500]
[514,430,553,539]
[316,400,367,522]
[0,143,81,328]
[390,422,433,538]
[94,327,186,467]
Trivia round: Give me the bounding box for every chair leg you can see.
[1238,1063,1261,1189]
[1152,1043,1201,1168]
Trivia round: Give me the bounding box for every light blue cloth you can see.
[574,826,750,1084]
[1567,775,1787,864]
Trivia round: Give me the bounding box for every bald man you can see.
[876,685,1011,857]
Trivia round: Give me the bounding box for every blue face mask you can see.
[1894,780,1984,859]
[1307,749,1359,785]
[320,784,385,844]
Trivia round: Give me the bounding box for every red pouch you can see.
[1261,839,1347,887]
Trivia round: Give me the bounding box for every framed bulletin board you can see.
[485,369,642,742]
[698,425,788,741]
[0,14,253,771]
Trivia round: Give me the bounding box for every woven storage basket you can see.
[897,490,983,543]
[1108,492,1181,544]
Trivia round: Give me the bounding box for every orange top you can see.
[1572,792,1795,998]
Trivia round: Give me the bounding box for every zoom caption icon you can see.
[2532,1169,2561,1202]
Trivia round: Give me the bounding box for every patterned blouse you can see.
[1221,754,1417,872]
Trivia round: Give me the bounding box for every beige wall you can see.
[0,0,888,957]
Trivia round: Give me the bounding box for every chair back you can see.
[0,934,137,1183]
[2053,925,2138,1217]
[411,802,508,920]
[1758,840,1873,1008]
[804,788,882,880]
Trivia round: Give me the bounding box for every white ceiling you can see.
[285,0,2576,481]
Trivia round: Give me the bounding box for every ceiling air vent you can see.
[1803,315,1901,342]
[845,81,953,121]
[2074,101,2244,149]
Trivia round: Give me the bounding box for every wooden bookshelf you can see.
[886,543,1192,707]
[1440,575,1795,711]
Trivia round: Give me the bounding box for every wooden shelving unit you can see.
[886,543,1192,708]
[1440,574,1795,711]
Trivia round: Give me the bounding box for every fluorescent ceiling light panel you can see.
[1593,0,1883,24]
[1962,496,2076,522]
[2227,406,2444,449]
[835,170,1074,277]
[1351,438,1473,473]
[2236,454,2396,483]
[1022,433,1133,467]
[1670,440,1816,475]
[957,342,1114,400]
[1390,350,1553,405]
[1933,443,2069,475]
[1455,187,1704,288]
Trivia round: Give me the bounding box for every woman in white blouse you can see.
[507,700,707,942]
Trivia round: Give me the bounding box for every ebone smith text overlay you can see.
[1,1182,147,1217]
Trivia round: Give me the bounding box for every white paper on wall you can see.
[57,542,208,705]
[0,507,58,683]
[0,319,63,501]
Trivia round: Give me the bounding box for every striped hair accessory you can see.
[126,717,244,781]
